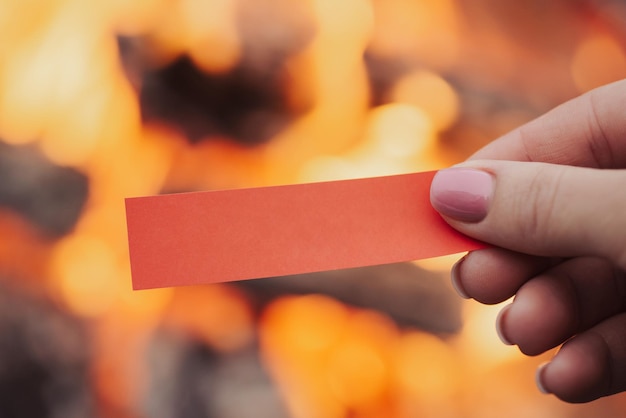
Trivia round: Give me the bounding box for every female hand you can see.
[430,79,626,403]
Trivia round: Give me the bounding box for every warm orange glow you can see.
[299,103,439,183]
[299,154,371,183]
[394,331,460,397]
[571,33,626,93]
[0,1,121,146]
[308,0,373,119]
[261,296,401,417]
[0,210,51,282]
[259,296,350,418]
[259,0,374,186]
[89,125,172,201]
[454,301,520,370]
[166,284,255,352]
[183,0,242,73]
[164,137,269,190]
[107,0,172,35]
[326,340,388,407]
[389,70,460,132]
[369,0,460,69]
[2,1,626,416]
[264,295,349,353]
[414,254,463,272]
[50,234,120,317]
[117,270,174,324]
[325,310,396,408]
[364,104,435,159]
[134,0,242,73]
[43,76,140,167]
[92,311,159,414]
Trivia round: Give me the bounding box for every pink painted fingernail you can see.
[451,256,470,299]
[430,168,494,223]
[536,362,551,394]
[496,304,514,346]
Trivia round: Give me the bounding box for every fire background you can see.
[1,0,626,417]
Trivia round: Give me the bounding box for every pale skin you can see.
[430,79,626,403]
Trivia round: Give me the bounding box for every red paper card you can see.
[126,171,484,290]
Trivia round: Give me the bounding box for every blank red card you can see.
[125,171,484,290]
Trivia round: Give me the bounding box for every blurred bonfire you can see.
[1,0,626,417]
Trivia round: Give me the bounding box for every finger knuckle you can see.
[514,165,564,249]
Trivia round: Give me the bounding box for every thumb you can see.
[430,161,626,269]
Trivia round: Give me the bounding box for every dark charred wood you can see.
[0,280,94,417]
[0,141,88,237]
[144,330,289,418]
[235,262,463,335]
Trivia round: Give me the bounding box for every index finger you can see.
[470,79,626,168]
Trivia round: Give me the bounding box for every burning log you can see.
[136,54,297,146]
[235,262,462,335]
[0,280,93,417]
[0,141,88,237]
[144,330,289,418]
[118,0,315,147]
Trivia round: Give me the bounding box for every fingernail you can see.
[430,168,494,223]
[496,304,514,345]
[536,362,551,394]
[451,256,470,299]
